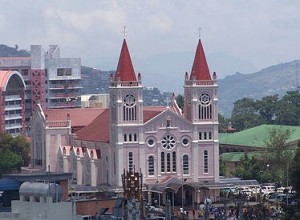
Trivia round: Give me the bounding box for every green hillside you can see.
[218,60,300,117]
[0,44,30,57]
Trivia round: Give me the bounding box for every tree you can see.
[275,91,300,126]
[231,153,261,180]
[218,113,229,133]
[219,157,226,176]
[0,150,23,175]
[175,94,184,110]
[282,91,300,107]
[0,133,30,174]
[256,94,279,124]
[229,90,300,129]
[290,148,300,194]
[263,127,294,185]
[11,135,30,166]
[275,100,299,125]
[231,97,263,131]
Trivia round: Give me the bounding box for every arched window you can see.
[123,94,137,121]
[183,154,189,174]
[113,153,116,175]
[172,151,176,172]
[134,133,137,141]
[204,150,208,173]
[148,155,154,175]
[198,94,212,120]
[161,152,165,172]
[204,132,207,140]
[72,156,77,184]
[209,132,212,139]
[124,134,127,142]
[167,153,171,172]
[128,152,133,171]
[199,132,202,140]
[166,117,171,127]
[129,133,132,142]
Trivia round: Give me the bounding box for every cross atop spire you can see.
[121,26,128,39]
[198,27,202,39]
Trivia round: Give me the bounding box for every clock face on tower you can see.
[124,94,136,107]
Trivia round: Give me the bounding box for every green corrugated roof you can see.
[220,152,263,162]
[220,124,300,148]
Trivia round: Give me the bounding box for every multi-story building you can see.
[0,45,81,135]
[31,38,221,206]
[0,70,26,136]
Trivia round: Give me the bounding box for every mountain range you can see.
[1,44,299,118]
[81,60,300,117]
[218,60,300,117]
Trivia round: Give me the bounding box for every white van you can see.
[261,185,276,194]
[235,186,252,196]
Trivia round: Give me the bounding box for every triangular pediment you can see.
[144,108,192,133]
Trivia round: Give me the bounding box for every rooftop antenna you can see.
[297,61,300,93]
[121,26,128,39]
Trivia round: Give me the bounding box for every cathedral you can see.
[30,37,221,206]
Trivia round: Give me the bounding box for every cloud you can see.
[147,12,173,34]
[0,0,299,92]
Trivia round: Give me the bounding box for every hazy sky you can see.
[1,0,300,93]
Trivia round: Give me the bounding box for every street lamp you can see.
[260,170,263,185]
[259,170,263,203]
[266,164,270,182]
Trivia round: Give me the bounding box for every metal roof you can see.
[0,178,21,190]
[220,124,300,148]
[146,177,259,193]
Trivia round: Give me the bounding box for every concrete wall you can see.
[0,198,75,220]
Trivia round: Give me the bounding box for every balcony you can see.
[46,120,70,128]
[5,105,22,111]
[185,79,215,86]
[49,93,78,99]
[5,114,22,120]
[5,95,22,101]
[5,123,22,129]
[48,84,82,90]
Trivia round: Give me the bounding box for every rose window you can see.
[161,134,176,150]
[200,94,211,106]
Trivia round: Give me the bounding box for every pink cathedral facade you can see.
[30,38,220,203]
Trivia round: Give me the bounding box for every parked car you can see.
[268,193,286,203]
[261,185,276,195]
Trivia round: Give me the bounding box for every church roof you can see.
[115,39,137,82]
[44,108,104,132]
[75,106,167,143]
[143,106,167,122]
[190,39,211,80]
[75,109,110,143]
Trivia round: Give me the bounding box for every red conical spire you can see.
[115,39,137,82]
[190,39,211,80]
